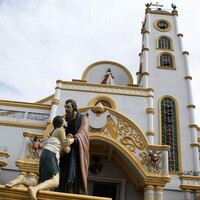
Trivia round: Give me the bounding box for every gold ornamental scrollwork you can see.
[105,115,118,139]
[117,118,145,151]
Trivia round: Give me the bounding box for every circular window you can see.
[157,21,168,29]
[88,95,117,110]
[154,20,171,32]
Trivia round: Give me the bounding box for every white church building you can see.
[0,3,200,200]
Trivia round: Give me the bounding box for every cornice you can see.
[0,100,51,110]
[55,80,153,98]
[0,121,46,130]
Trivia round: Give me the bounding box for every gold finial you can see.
[92,100,105,116]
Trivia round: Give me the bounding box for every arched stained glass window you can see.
[161,97,179,172]
[158,37,171,49]
[160,53,173,67]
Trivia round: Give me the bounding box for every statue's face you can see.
[62,118,68,129]
[64,102,74,121]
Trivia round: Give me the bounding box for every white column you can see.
[177,34,184,53]
[155,186,163,200]
[184,189,191,200]
[173,11,179,35]
[144,185,154,200]
[49,80,62,122]
[183,51,199,171]
[162,149,169,174]
[194,190,200,200]
[146,90,154,144]
[141,49,149,88]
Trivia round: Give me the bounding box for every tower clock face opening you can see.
[154,19,171,32]
[157,21,169,30]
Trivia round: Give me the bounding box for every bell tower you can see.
[137,3,199,175]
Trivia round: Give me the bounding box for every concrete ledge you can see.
[0,185,112,200]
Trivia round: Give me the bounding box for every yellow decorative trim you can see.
[189,124,198,129]
[81,60,133,84]
[146,108,155,114]
[0,151,9,168]
[143,30,150,34]
[28,172,38,179]
[145,8,151,13]
[155,186,163,191]
[190,143,200,148]
[148,145,170,151]
[35,94,54,104]
[185,76,192,80]
[183,189,191,192]
[177,33,183,37]
[0,100,51,110]
[171,10,178,16]
[146,130,155,136]
[56,80,153,98]
[187,104,195,109]
[157,66,176,70]
[142,47,149,52]
[141,72,150,76]
[0,161,7,168]
[179,175,200,191]
[15,159,39,174]
[23,123,53,139]
[51,98,60,105]
[72,79,87,83]
[144,185,154,191]
[153,19,171,32]
[182,51,189,55]
[150,10,175,16]
[0,121,47,130]
[0,185,112,200]
[0,151,9,158]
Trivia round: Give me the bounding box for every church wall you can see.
[1,126,27,170]
[163,189,190,200]
[0,125,46,184]
[57,89,149,135]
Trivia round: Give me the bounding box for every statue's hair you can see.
[65,99,78,112]
[53,115,63,128]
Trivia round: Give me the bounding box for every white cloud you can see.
[0,0,200,123]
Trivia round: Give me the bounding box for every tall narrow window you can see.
[158,37,171,49]
[161,97,179,172]
[160,53,173,67]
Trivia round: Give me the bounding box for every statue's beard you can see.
[65,111,74,122]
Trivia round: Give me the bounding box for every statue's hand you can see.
[64,134,75,146]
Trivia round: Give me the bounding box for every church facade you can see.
[0,4,200,200]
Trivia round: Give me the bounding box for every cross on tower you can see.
[151,2,163,9]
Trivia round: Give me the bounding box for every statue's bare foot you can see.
[5,175,24,188]
[28,186,37,200]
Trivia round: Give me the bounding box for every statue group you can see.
[6,99,89,200]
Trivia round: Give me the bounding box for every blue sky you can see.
[0,0,200,123]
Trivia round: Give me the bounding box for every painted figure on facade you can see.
[101,68,115,85]
[5,115,72,200]
[56,99,89,194]
[147,149,162,171]
[26,136,43,159]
